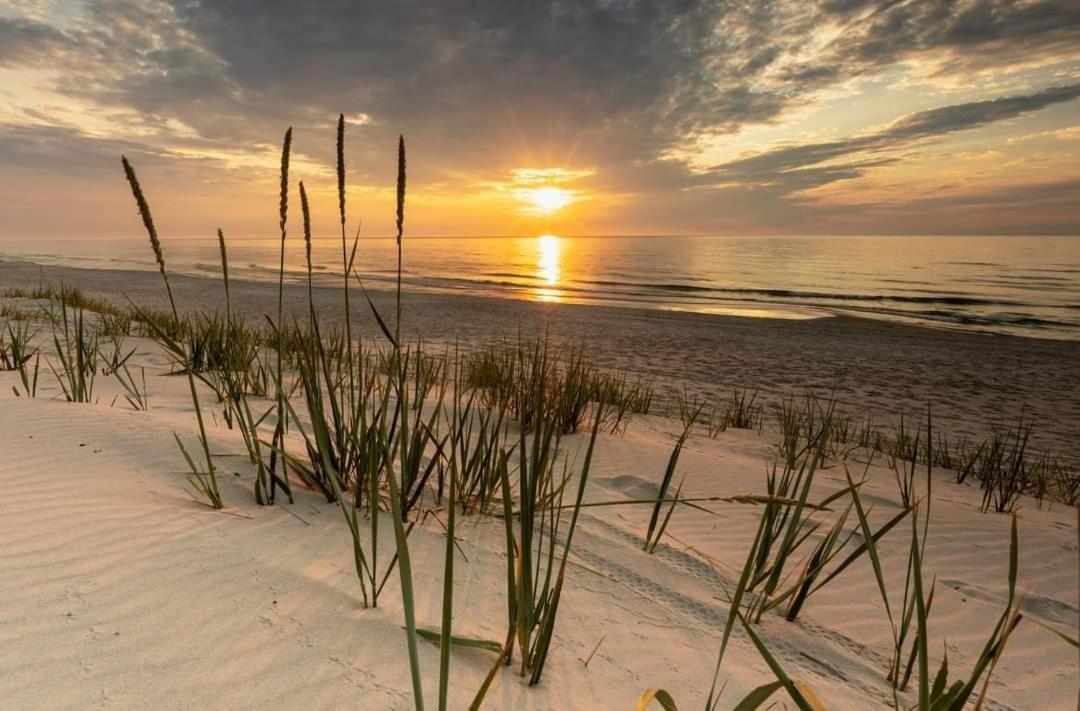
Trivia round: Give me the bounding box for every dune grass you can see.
[0,320,40,397]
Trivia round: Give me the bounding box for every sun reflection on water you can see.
[535,234,562,301]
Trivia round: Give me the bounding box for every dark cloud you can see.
[7,1,1079,163]
[0,0,1078,234]
[0,16,71,65]
[708,83,1080,194]
[0,121,213,177]
[886,84,1080,140]
[815,0,1080,77]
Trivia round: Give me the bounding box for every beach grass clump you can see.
[266,128,426,704]
[777,458,912,622]
[396,347,451,520]
[413,347,447,410]
[891,508,1025,709]
[739,422,835,623]
[708,402,911,625]
[100,333,149,410]
[1052,463,1079,505]
[48,297,99,403]
[773,393,836,469]
[705,388,762,437]
[0,320,37,372]
[99,333,135,376]
[888,409,927,509]
[211,228,281,502]
[976,419,1033,513]
[643,409,698,553]
[5,284,124,322]
[692,515,1022,711]
[289,185,364,502]
[593,370,654,433]
[471,402,606,703]
[0,303,36,322]
[462,337,650,437]
[1,320,40,397]
[443,356,510,513]
[278,196,386,606]
[675,390,707,433]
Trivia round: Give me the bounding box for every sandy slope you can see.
[0,331,1076,710]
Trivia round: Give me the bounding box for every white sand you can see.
[0,327,1076,710]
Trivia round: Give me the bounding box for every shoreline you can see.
[4,235,1079,342]
[2,257,1079,463]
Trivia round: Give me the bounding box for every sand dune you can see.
[0,329,1076,710]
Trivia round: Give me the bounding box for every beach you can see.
[0,275,1077,708]
[3,258,1079,463]
[4,1,1080,708]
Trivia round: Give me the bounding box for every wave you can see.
[478,274,1044,309]
[7,237,1080,341]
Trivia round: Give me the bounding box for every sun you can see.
[520,187,573,215]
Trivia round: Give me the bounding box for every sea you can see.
[2,234,1078,341]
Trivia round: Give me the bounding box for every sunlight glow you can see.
[519,187,574,215]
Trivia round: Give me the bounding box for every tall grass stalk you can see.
[121,156,221,509]
[437,411,458,711]
[395,135,405,344]
[218,228,231,322]
[269,127,294,505]
[337,113,360,463]
[216,229,273,502]
[376,136,426,709]
[290,185,374,605]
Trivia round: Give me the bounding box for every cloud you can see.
[0,0,1078,234]
[812,178,1080,234]
[707,83,1080,194]
[0,16,71,65]
[813,0,1080,79]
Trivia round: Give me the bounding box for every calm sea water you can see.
[2,235,1079,341]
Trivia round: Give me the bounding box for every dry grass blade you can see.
[636,688,679,710]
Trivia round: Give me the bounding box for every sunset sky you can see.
[1,0,1079,239]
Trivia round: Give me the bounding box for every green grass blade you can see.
[732,680,784,710]
[736,610,819,711]
[416,629,502,655]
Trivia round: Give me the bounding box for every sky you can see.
[1,0,1079,239]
